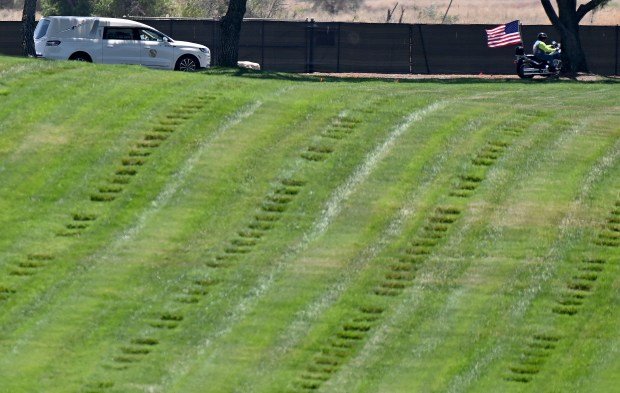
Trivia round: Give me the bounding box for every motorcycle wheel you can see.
[516,61,534,79]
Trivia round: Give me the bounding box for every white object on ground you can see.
[238,61,261,70]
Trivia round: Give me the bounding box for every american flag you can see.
[486,20,522,48]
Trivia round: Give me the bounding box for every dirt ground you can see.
[306,72,618,82]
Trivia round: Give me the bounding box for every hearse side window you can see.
[103,27,136,40]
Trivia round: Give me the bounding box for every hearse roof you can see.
[44,16,152,29]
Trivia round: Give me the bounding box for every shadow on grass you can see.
[202,67,620,85]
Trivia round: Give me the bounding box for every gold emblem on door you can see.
[149,49,157,58]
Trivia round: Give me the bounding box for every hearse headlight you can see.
[46,40,61,46]
[199,47,209,53]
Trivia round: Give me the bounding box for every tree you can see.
[21,0,37,57]
[41,0,171,17]
[219,0,247,67]
[311,0,364,14]
[42,0,92,16]
[540,0,612,74]
[91,0,172,17]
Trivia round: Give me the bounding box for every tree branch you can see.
[576,0,610,22]
[540,0,562,27]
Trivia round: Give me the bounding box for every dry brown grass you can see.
[289,0,620,25]
[0,1,617,24]
[0,8,42,21]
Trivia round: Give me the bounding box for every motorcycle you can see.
[514,42,562,79]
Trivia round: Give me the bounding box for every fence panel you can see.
[238,21,264,69]
[339,23,410,73]
[310,22,339,72]
[414,24,516,74]
[0,21,22,56]
[580,25,617,75]
[260,21,307,72]
[0,20,617,75]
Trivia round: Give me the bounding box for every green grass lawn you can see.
[0,55,618,393]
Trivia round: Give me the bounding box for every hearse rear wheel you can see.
[69,52,92,62]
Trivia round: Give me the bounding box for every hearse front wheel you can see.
[175,55,199,72]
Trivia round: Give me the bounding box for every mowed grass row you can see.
[330,108,620,393]
[0,56,618,392]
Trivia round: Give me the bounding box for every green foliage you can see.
[174,0,286,18]
[41,0,172,17]
[42,0,92,16]
[92,0,172,17]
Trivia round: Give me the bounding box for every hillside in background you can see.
[1,0,619,24]
[288,0,620,24]
[0,56,619,393]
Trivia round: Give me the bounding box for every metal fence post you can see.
[212,20,216,66]
[417,24,430,74]
[306,19,315,73]
[337,22,341,73]
[305,21,309,73]
[615,25,620,75]
[213,19,219,66]
[409,24,413,74]
[261,20,265,69]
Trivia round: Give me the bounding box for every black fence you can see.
[1,19,618,75]
[0,21,21,56]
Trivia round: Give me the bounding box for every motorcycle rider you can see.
[533,32,561,68]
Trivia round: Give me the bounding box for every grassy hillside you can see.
[0,56,618,393]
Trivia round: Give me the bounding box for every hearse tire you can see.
[175,55,199,72]
[69,52,92,62]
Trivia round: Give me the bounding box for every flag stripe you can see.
[486,20,522,48]
[489,33,521,43]
[487,26,505,34]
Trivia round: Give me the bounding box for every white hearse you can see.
[34,16,210,71]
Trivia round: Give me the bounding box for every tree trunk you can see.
[219,0,248,67]
[22,0,37,57]
[557,1,589,74]
[558,24,589,74]
[541,0,610,74]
